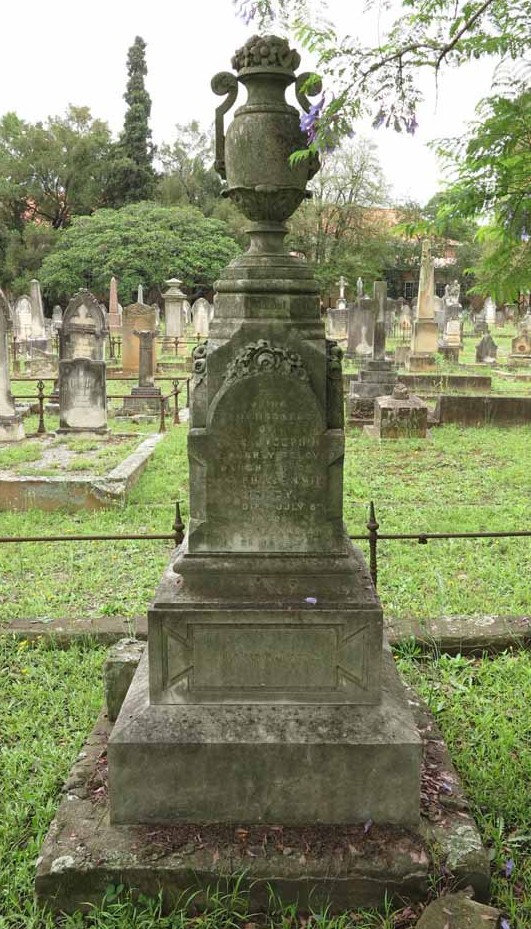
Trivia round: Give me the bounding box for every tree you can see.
[433,80,531,299]
[286,137,393,291]
[104,37,156,206]
[38,202,241,305]
[0,106,111,229]
[158,121,223,214]
[234,1,531,145]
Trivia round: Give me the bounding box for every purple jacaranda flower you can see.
[300,94,325,143]
[504,858,515,878]
[232,0,258,25]
[363,818,373,834]
[500,918,511,929]
[305,597,318,606]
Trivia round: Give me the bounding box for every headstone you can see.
[137,284,144,305]
[51,305,63,333]
[0,288,24,441]
[326,306,349,340]
[511,332,531,357]
[13,295,33,344]
[107,276,122,332]
[336,275,348,310]
[182,299,191,328]
[108,35,421,839]
[191,297,211,337]
[58,291,107,434]
[483,296,496,326]
[408,240,438,370]
[163,278,187,338]
[346,297,375,357]
[475,333,498,363]
[121,302,157,376]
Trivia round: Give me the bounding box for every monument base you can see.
[0,416,25,442]
[108,646,421,826]
[406,353,437,372]
[35,685,489,915]
[119,386,163,415]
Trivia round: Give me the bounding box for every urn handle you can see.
[211,71,238,179]
[295,72,322,113]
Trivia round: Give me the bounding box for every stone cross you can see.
[134,329,157,387]
[338,276,347,300]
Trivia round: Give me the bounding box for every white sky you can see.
[1,0,495,205]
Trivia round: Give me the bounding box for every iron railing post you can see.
[36,380,46,435]
[367,500,379,589]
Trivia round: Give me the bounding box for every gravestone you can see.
[476,333,498,363]
[120,329,162,415]
[121,302,157,375]
[163,278,187,338]
[511,333,531,357]
[369,383,428,439]
[137,284,144,305]
[0,288,24,441]
[108,34,421,842]
[191,297,211,337]
[346,296,375,357]
[51,305,63,333]
[58,291,107,434]
[408,240,438,370]
[326,305,349,340]
[13,295,33,345]
[107,276,122,332]
[347,281,397,422]
[483,296,497,327]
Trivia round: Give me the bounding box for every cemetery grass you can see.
[1,422,530,625]
[2,637,531,928]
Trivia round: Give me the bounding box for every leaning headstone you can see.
[121,302,157,376]
[163,278,187,338]
[108,34,421,844]
[58,291,107,434]
[0,288,24,441]
[191,297,211,337]
[475,333,498,363]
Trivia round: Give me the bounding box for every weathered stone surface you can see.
[434,394,531,425]
[0,288,25,442]
[416,893,499,928]
[373,392,428,438]
[121,303,157,376]
[58,359,107,433]
[108,645,421,825]
[104,638,146,721]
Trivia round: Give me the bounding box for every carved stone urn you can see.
[212,34,320,227]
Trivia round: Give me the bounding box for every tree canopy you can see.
[38,202,241,305]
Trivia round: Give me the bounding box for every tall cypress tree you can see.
[105,36,156,206]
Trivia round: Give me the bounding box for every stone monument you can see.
[483,295,496,327]
[163,278,187,339]
[58,291,107,434]
[108,32,421,846]
[29,278,47,347]
[121,302,157,375]
[368,383,429,440]
[0,288,24,441]
[191,297,211,337]
[408,240,438,371]
[347,281,397,422]
[107,276,122,332]
[13,294,33,345]
[120,329,163,415]
[476,332,498,363]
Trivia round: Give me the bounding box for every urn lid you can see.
[231,34,301,77]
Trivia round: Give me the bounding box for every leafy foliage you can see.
[104,37,157,206]
[39,202,241,304]
[0,106,111,229]
[158,121,223,214]
[235,0,531,144]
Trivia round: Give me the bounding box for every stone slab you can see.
[107,644,421,825]
[35,680,489,915]
[416,893,499,928]
[434,394,531,426]
[0,434,163,511]
[103,638,146,722]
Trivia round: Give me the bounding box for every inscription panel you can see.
[200,372,326,552]
[193,624,337,690]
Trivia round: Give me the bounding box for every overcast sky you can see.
[1,0,495,204]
